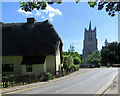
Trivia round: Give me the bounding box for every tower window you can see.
[89,34,92,40]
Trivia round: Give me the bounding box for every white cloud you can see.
[49,12,56,21]
[35,10,41,16]
[42,4,62,15]
[50,18,53,21]
[42,4,62,21]
[18,8,32,16]
[18,4,62,21]
[49,12,55,18]
[41,16,45,19]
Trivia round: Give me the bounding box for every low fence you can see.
[2,68,78,88]
[2,74,42,88]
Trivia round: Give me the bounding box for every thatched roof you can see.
[2,19,63,56]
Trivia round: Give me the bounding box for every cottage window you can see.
[26,64,32,72]
[2,64,13,72]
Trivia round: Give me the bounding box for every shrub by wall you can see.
[73,57,81,64]
[74,65,80,71]
[63,55,74,71]
[40,72,54,81]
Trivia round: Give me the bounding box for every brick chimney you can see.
[27,18,36,24]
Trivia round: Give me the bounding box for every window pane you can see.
[2,64,13,72]
[26,64,32,72]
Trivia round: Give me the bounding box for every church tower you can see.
[82,21,97,60]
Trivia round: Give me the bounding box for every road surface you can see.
[4,68,118,95]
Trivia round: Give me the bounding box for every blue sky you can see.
[1,2,118,54]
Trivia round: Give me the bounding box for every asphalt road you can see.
[4,68,118,95]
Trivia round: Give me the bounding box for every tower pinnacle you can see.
[89,21,91,30]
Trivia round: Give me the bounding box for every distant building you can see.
[82,21,97,60]
[2,18,63,76]
[104,39,110,47]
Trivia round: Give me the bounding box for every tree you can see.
[85,50,101,67]
[72,52,81,64]
[19,0,120,17]
[101,48,109,65]
[63,55,74,71]
[81,59,84,64]
[19,0,62,12]
[88,1,120,17]
[108,42,118,64]
[68,44,75,55]
[101,42,119,66]
[62,44,81,65]
[62,51,81,64]
[62,51,70,56]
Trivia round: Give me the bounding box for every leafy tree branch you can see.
[20,0,120,17]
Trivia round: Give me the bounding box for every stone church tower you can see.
[82,21,97,60]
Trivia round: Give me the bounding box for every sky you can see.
[1,1,118,54]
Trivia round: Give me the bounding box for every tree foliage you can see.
[63,51,81,64]
[20,0,120,17]
[88,1,120,17]
[101,42,119,65]
[63,55,74,71]
[63,44,81,63]
[85,50,101,66]
[68,44,75,54]
[19,0,62,12]
[63,44,81,64]
[101,48,109,65]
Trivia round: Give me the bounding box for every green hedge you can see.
[63,55,74,71]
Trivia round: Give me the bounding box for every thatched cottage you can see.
[2,18,63,76]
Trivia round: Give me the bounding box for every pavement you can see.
[103,72,120,96]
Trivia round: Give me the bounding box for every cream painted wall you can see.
[56,42,61,71]
[2,56,23,76]
[21,64,44,75]
[46,55,55,73]
[2,48,61,76]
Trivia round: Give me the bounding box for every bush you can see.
[62,71,66,76]
[62,55,65,63]
[40,72,54,81]
[63,55,74,71]
[74,65,80,71]
[74,60,80,64]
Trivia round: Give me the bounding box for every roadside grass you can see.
[100,66,113,68]
[100,66,107,68]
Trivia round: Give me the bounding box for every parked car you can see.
[112,64,120,67]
